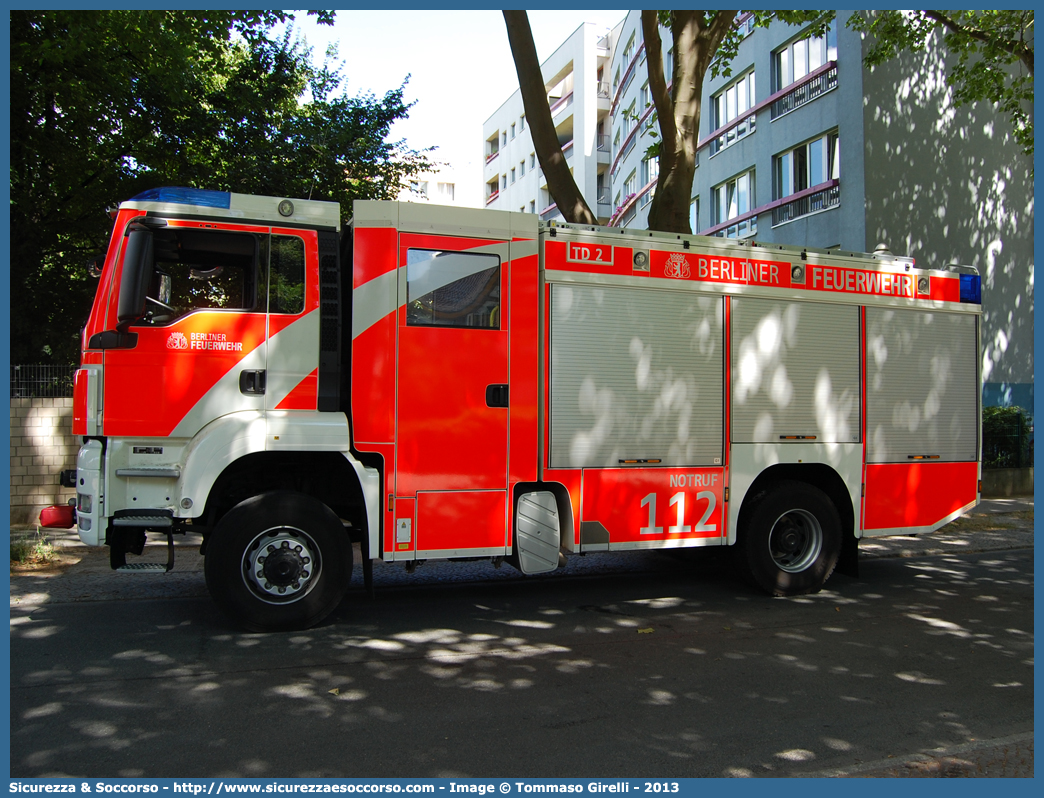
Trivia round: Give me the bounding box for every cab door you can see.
[102,221,270,439]
[394,234,510,558]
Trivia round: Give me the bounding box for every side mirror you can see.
[116,229,155,327]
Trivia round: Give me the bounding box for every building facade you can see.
[499,11,1032,412]
[482,22,620,224]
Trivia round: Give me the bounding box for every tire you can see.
[737,480,841,597]
[204,491,352,632]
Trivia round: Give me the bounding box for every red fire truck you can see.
[62,187,982,630]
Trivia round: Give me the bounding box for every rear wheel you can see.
[738,481,841,596]
[205,491,352,631]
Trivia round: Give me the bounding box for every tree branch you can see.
[642,10,675,156]
[502,10,595,225]
[924,10,1033,75]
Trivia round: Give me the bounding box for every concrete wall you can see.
[859,23,1034,412]
[10,398,78,525]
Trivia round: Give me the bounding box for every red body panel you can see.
[104,312,267,437]
[417,491,507,551]
[72,369,89,436]
[353,227,398,289]
[508,248,540,487]
[395,233,509,497]
[930,274,961,303]
[543,468,583,547]
[863,461,978,531]
[351,315,397,444]
[583,468,725,543]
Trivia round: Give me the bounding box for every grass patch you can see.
[10,529,57,567]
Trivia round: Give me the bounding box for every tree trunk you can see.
[503,10,596,225]
[644,11,736,233]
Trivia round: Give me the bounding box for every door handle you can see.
[240,369,266,395]
[485,384,509,408]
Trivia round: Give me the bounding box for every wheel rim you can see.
[241,525,322,605]
[767,509,823,573]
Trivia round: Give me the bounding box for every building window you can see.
[640,82,650,111]
[520,160,525,176]
[613,66,620,93]
[689,197,699,232]
[530,153,536,170]
[437,182,455,201]
[502,174,507,190]
[665,48,673,80]
[502,132,507,148]
[711,69,755,149]
[774,132,839,198]
[623,32,636,65]
[510,168,516,184]
[409,180,429,197]
[510,123,516,139]
[640,155,659,187]
[520,115,525,131]
[773,25,837,91]
[624,170,637,199]
[713,170,756,238]
[530,200,536,213]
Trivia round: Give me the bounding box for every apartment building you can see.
[604,10,1032,412]
[482,21,620,223]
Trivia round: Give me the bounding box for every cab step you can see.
[114,563,169,573]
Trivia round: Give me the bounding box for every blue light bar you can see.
[130,187,232,209]
[959,274,982,304]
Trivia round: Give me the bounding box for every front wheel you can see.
[737,481,841,596]
[205,491,352,632]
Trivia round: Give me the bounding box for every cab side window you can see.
[405,248,501,329]
[269,235,305,314]
[144,228,261,324]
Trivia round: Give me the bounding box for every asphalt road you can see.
[9,541,1034,778]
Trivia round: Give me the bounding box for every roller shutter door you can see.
[731,298,861,443]
[549,285,723,468]
[866,308,978,462]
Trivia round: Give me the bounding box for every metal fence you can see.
[10,364,77,398]
[982,422,1034,469]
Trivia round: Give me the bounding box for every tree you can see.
[502,11,596,225]
[10,11,432,364]
[641,11,737,233]
[847,10,1033,157]
[503,10,827,233]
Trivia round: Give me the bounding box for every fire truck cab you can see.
[69,188,983,630]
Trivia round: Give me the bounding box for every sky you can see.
[279,10,626,204]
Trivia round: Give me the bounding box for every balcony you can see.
[485,189,499,206]
[770,63,838,119]
[550,92,574,119]
[540,203,562,222]
[562,140,574,160]
[596,135,611,164]
[486,150,499,165]
[708,113,756,156]
[596,81,610,99]
[696,61,838,158]
[769,179,840,226]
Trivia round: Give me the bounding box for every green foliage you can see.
[848,10,1034,157]
[10,11,432,364]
